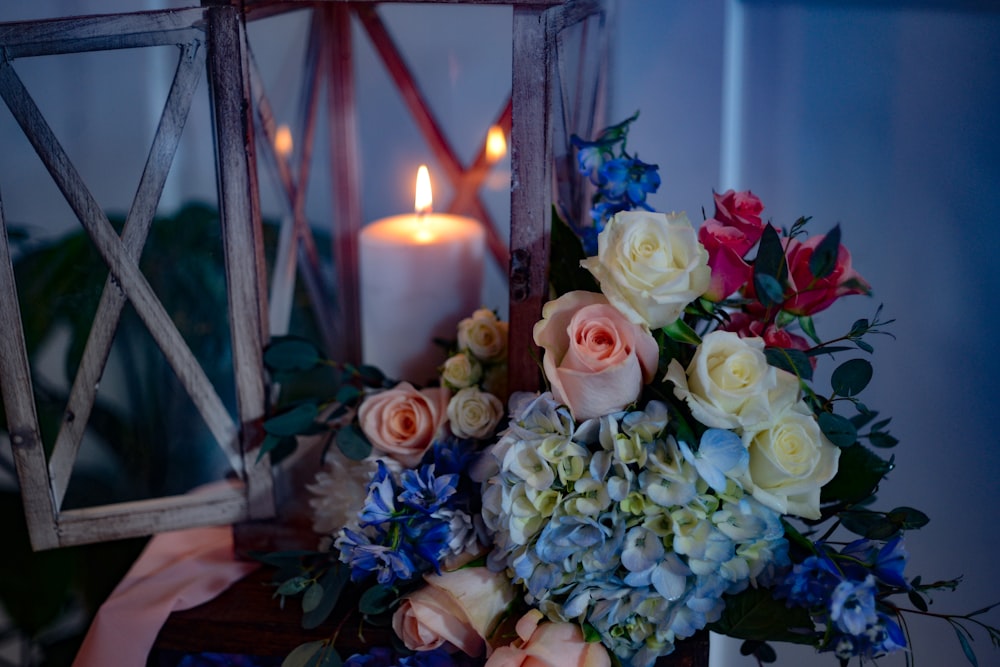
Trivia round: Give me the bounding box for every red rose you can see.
[783,235,871,316]
[712,189,765,247]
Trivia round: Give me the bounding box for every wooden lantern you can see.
[0,0,613,551]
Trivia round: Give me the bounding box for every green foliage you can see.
[303,564,349,630]
[830,358,873,397]
[765,347,813,381]
[752,225,789,308]
[549,205,600,296]
[265,336,325,374]
[709,587,818,645]
[336,423,373,460]
[359,583,399,616]
[820,443,893,506]
[808,224,841,280]
[282,641,342,667]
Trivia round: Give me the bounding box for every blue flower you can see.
[830,575,878,636]
[678,429,747,493]
[359,461,398,526]
[873,536,909,588]
[399,464,458,514]
[337,527,416,584]
[344,647,394,667]
[402,516,451,573]
[778,552,842,608]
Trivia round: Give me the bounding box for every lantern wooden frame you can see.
[0,0,612,551]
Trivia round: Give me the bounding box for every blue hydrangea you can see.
[482,393,789,667]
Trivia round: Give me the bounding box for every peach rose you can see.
[485,610,610,667]
[392,567,517,657]
[358,382,449,467]
[533,291,658,421]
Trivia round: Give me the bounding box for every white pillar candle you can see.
[359,166,485,384]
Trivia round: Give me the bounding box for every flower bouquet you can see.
[257,114,999,667]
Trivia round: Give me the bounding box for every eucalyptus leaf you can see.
[359,583,398,616]
[753,224,789,307]
[264,402,320,437]
[818,412,857,448]
[764,347,813,380]
[265,337,323,373]
[888,506,930,530]
[708,588,817,645]
[356,364,387,386]
[831,358,873,397]
[337,423,372,461]
[868,432,899,448]
[302,582,324,614]
[303,563,349,630]
[275,575,312,598]
[335,384,361,405]
[820,444,893,505]
[840,509,898,539]
[754,273,786,308]
[281,641,341,667]
[808,224,841,280]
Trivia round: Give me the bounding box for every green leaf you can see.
[888,506,930,530]
[359,584,398,615]
[753,224,789,307]
[275,575,311,597]
[335,384,361,404]
[257,433,291,463]
[265,337,323,373]
[281,641,341,667]
[821,444,893,505]
[908,589,929,612]
[818,412,857,447]
[808,225,841,280]
[582,623,602,643]
[954,625,979,667]
[709,587,817,645]
[303,563,349,630]
[840,509,898,539]
[356,364,387,386]
[663,318,702,345]
[549,206,600,296]
[754,273,786,308]
[264,402,319,437]
[336,423,372,461]
[868,432,899,448]
[764,347,813,380]
[302,582,324,613]
[831,358,873,397]
[798,315,821,345]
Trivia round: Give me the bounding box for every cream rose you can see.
[458,308,509,362]
[581,210,711,329]
[448,387,505,439]
[392,567,517,657]
[665,330,798,430]
[441,352,483,390]
[740,400,841,519]
[484,609,610,667]
[358,382,449,467]
[533,290,658,421]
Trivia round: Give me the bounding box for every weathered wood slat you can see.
[47,39,207,510]
[0,198,60,551]
[207,5,275,521]
[55,484,249,547]
[0,8,206,58]
[354,4,466,188]
[507,4,552,394]
[325,4,364,365]
[0,59,242,471]
[445,97,513,270]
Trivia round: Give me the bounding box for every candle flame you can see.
[275,124,293,159]
[486,125,507,162]
[415,165,433,215]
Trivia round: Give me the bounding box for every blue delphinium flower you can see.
[337,527,416,585]
[399,464,458,514]
[344,647,394,667]
[359,461,398,526]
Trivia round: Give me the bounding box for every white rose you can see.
[458,308,508,362]
[740,400,841,519]
[447,387,504,439]
[664,331,798,430]
[581,210,711,329]
[441,352,483,390]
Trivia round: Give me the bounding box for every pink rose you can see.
[533,291,658,421]
[358,382,449,467]
[392,567,516,657]
[485,610,610,667]
[782,235,872,316]
[698,219,753,301]
[712,189,765,247]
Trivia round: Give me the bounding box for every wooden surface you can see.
[153,566,709,665]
